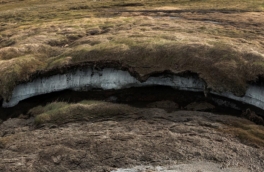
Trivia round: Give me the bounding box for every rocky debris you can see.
[185,102,215,111]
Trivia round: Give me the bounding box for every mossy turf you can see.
[30,101,138,126]
[29,101,264,148]
[0,0,264,101]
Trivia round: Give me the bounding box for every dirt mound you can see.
[0,102,263,172]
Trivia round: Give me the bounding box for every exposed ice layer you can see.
[212,85,264,110]
[2,68,204,107]
[3,67,264,112]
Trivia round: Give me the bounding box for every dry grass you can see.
[221,119,264,147]
[0,135,13,148]
[30,101,264,148]
[30,101,138,126]
[0,0,264,101]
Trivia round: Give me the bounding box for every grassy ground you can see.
[1,2,264,169]
[0,0,264,100]
[1,101,264,171]
[30,101,138,125]
[29,101,264,147]
[223,119,264,147]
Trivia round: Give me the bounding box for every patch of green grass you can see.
[29,102,69,117]
[31,101,137,126]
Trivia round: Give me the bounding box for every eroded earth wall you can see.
[3,68,264,113]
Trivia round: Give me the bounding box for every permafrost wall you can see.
[3,68,264,112]
[2,68,204,107]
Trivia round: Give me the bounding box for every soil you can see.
[1,1,264,172]
[0,106,263,172]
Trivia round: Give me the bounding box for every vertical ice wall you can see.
[2,68,204,107]
[212,85,264,110]
[3,67,264,112]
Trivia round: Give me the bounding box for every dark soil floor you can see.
[0,104,263,172]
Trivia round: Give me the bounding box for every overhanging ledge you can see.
[2,67,264,115]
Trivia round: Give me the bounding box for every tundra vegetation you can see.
[0,0,264,99]
[0,0,264,171]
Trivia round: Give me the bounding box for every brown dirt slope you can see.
[0,101,264,171]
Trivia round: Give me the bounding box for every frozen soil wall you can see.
[3,67,264,115]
